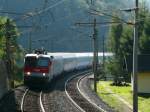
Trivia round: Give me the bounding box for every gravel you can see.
[79,75,116,112]
[42,71,81,112]
[23,89,41,112]
[66,74,103,112]
[0,70,119,112]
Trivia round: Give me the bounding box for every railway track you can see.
[65,71,107,112]
[0,70,114,112]
[20,88,45,112]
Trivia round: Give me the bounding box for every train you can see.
[23,50,113,85]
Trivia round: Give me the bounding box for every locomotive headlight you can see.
[27,72,31,75]
[43,73,46,76]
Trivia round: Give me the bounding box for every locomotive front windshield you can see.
[25,57,37,67]
[37,57,49,67]
[25,57,49,67]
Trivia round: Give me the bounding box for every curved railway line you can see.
[20,88,45,112]
[65,71,106,112]
[0,70,114,112]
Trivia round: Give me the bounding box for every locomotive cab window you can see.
[37,57,50,67]
[25,57,37,67]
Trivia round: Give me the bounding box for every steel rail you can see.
[77,73,107,112]
[65,71,90,112]
[40,91,46,112]
[21,88,29,112]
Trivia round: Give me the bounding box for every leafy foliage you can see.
[139,10,150,54]
[108,15,123,55]
[0,17,20,58]
[107,14,127,85]
[107,5,150,85]
[0,16,24,86]
[120,26,133,56]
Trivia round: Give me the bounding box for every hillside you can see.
[0,0,133,52]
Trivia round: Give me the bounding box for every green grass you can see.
[97,81,150,112]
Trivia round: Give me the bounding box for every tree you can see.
[0,17,21,88]
[0,17,7,58]
[0,17,20,58]
[108,16,123,55]
[139,12,150,54]
[107,4,150,85]
[107,14,126,85]
[106,57,124,85]
[138,1,149,38]
[120,25,133,56]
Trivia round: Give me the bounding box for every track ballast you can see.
[65,71,104,112]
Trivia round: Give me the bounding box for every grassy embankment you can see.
[96,81,150,112]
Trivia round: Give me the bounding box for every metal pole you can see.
[102,35,106,80]
[133,0,138,111]
[93,18,97,92]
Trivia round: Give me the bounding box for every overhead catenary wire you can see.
[12,8,148,31]
[89,8,133,25]
[12,0,67,22]
[1,0,138,23]
[32,0,53,32]
[0,21,33,38]
[2,0,144,39]
[11,22,124,39]
[37,10,88,29]
[89,7,145,23]
[0,0,66,23]
[0,10,25,15]
[4,14,146,35]
[25,2,89,32]
[44,0,55,22]
[0,28,32,37]
[37,0,49,32]
[0,12,136,36]
[1,21,126,39]
[36,0,66,15]
[12,0,87,34]
[0,1,137,26]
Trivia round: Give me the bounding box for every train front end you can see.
[23,54,52,85]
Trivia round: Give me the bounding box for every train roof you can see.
[25,53,50,58]
[25,52,113,60]
[47,52,113,57]
[25,53,63,60]
[48,53,75,58]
